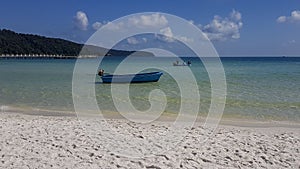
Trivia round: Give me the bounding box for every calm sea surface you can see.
[0,57,299,121]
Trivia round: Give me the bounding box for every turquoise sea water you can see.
[0,57,299,121]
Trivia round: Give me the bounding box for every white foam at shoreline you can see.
[0,105,10,113]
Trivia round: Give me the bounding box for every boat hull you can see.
[101,72,163,83]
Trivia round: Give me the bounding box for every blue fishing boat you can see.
[98,70,163,83]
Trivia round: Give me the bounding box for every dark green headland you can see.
[0,29,153,58]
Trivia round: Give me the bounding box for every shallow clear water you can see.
[0,57,299,121]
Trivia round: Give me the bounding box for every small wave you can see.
[0,105,11,112]
[0,105,75,117]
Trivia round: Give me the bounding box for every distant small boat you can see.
[173,61,191,66]
[98,71,163,83]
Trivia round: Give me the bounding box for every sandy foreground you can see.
[0,112,299,169]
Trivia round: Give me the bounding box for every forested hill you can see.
[0,29,153,57]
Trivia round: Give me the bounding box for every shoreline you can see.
[1,105,299,128]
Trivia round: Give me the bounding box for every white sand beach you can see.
[0,112,299,169]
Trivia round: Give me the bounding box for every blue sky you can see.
[1,0,300,56]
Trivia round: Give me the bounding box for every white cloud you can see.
[92,22,102,30]
[159,27,174,42]
[158,27,193,43]
[128,13,168,28]
[230,10,242,21]
[103,21,124,31]
[277,10,300,23]
[188,20,194,25]
[289,40,296,44]
[283,40,297,46]
[291,10,300,21]
[91,12,245,43]
[201,10,243,41]
[101,13,168,31]
[74,11,89,30]
[177,36,194,43]
[160,27,173,37]
[127,37,139,44]
[277,16,287,23]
